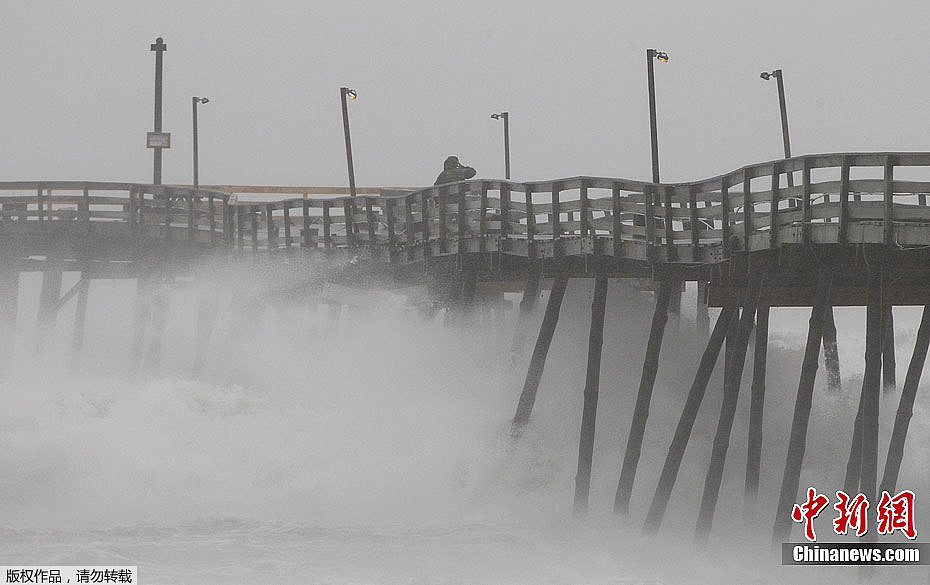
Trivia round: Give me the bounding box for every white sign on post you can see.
[146,132,171,148]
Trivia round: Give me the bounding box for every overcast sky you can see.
[3,0,930,188]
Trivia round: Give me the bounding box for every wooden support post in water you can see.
[192,291,220,378]
[643,306,737,535]
[694,274,763,544]
[70,277,90,373]
[859,268,884,542]
[882,304,896,392]
[511,277,569,438]
[509,272,542,361]
[745,303,770,503]
[771,270,835,547]
[0,269,19,376]
[130,274,153,376]
[573,273,609,516]
[696,280,710,338]
[460,260,478,326]
[822,306,842,393]
[880,305,930,494]
[142,284,171,376]
[35,263,63,353]
[613,280,673,515]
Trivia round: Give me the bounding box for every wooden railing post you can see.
[365,196,377,250]
[884,155,894,246]
[187,193,196,241]
[689,185,700,261]
[385,197,397,261]
[524,184,536,259]
[801,158,812,246]
[478,182,488,252]
[663,185,675,260]
[322,201,332,249]
[302,199,311,249]
[612,183,622,258]
[838,156,850,245]
[720,178,731,257]
[551,182,561,242]
[580,179,590,237]
[769,163,779,249]
[282,202,292,251]
[457,183,469,248]
[404,194,415,261]
[421,190,432,259]
[644,186,656,251]
[343,199,356,249]
[500,183,511,241]
[742,171,753,251]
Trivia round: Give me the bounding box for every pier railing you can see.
[3,152,930,263]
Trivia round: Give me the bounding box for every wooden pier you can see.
[3,151,930,544]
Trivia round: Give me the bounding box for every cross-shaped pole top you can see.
[150,37,167,52]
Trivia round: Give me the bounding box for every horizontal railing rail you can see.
[4,152,930,263]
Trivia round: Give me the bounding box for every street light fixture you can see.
[646,48,669,183]
[760,68,794,187]
[340,87,358,198]
[192,96,209,187]
[491,111,510,179]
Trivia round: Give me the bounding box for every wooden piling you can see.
[771,270,835,547]
[192,291,220,377]
[0,269,19,375]
[642,306,737,535]
[745,303,770,502]
[511,276,569,438]
[882,304,896,392]
[696,280,710,338]
[843,392,865,496]
[573,273,609,516]
[142,284,171,376]
[822,306,842,392]
[70,277,90,372]
[694,273,763,544]
[613,279,673,515]
[859,269,884,541]
[130,274,153,376]
[880,305,930,494]
[35,263,63,353]
[509,272,542,360]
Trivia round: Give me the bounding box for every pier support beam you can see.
[696,280,710,338]
[822,306,841,392]
[771,270,836,546]
[509,272,542,362]
[744,303,770,503]
[142,284,171,376]
[695,273,762,545]
[70,277,90,372]
[573,273,608,516]
[643,306,736,535]
[882,304,896,392]
[0,269,19,376]
[511,276,569,439]
[130,275,154,376]
[192,290,220,377]
[613,279,672,515]
[880,305,930,494]
[35,265,63,353]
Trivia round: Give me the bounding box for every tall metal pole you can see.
[150,37,167,185]
[774,70,791,160]
[340,87,357,197]
[646,49,661,183]
[192,97,200,187]
[503,112,511,180]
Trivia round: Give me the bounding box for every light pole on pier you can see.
[192,97,209,187]
[646,48,669,183]
[491,112,510,179]
[760,69,793,187]
[149,37,168,185]
[340,87,358,197]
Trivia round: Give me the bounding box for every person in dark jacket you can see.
[434,156,476,185]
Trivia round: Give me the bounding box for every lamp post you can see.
[491,112,510,179]
[646,48,669,183]
[150,37,167,185]
[340,87,358,197]
[760,69,793,187]
[192,97,209,187]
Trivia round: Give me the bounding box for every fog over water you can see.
[1,268,928,584]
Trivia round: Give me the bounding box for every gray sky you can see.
[4,0,930,188]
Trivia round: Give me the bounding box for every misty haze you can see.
[3,2,930,585]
